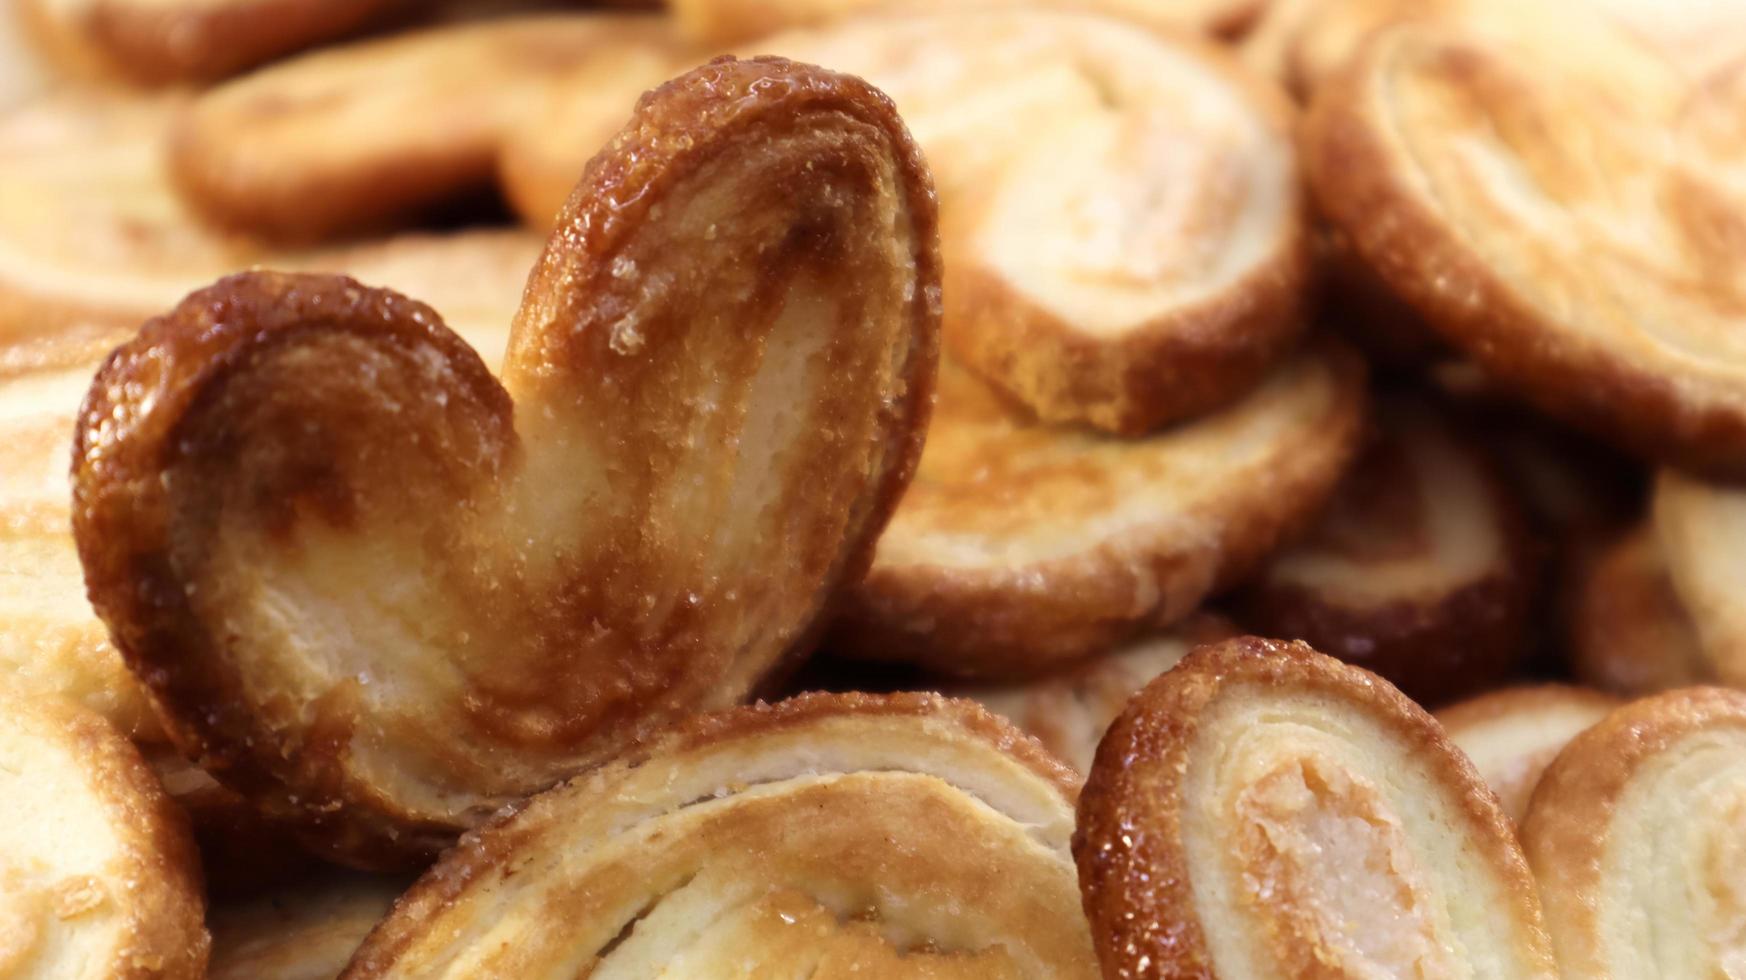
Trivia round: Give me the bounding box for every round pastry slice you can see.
[1521,686,1746,977]
[1235,393,1538,705]
[510,11,1309,433]
[833,340,1365,678]
[210,871,408,980]
[1435,684,1622,824]
[1566,522,1711,696]
[171,14,684,242]
[342,693,1096,977]
[74,57,940,869]
[1306,25,1746,477]
[20,0,398,84]
[0,682,208,979]
[1654,469,1746,685]
[957,613,1239,776]
[1075,636,1557,979]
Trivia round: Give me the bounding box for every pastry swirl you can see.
[1653,469,1746,686]
[1521,686,1746,977]
[1236,393,1538,704]
[1306,25,1746,476]
[0,682,208,979]
[1074,636,1557,979]
[73,57,941,867]
[833,341,1365,678]
[341,692,1097,977]
[1435,684,1622,824]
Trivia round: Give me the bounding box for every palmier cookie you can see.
[209,871,406,980]
[668,0,1267,47]
[1306,25,1746,477]
[342,693,1097,977]
[1521,687,1746,976]
[1435,684,1622,824]
[171,14,685,242]
[72,56,941,869]
[1075,637,1557,979]
[1653,469,1746,686]
[1566,522,1711,697]
[959,613,1240,776]
[0,95,544,365]
[509,11,1310,434]
[0,682,208,979]
[16,0,398,85]
[833,340,1364,678]
[1235,393,1538,705]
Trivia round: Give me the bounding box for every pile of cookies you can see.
[3,0,1745,977]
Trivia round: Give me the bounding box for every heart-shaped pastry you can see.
[1074,636,1557,979]
[0,682,208,979]
[1435,684,1622,824]
[1567,522,1710,697]
[833,341,1364,678]
[1235,393,1538,705]
[1522,686,1746,977]
[1653,470,1746,685]
[342,693,1096,978]
[1306,25,1746,476]
[73,56,941,868]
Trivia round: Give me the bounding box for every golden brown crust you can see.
[832,339,1366,678]
[1566,522,1711,697]
[1074,636,1556,979]
[1235,392,1540,705]
[669,0,1266,47]
[170,14,678,242]
[1305,26,1746,478]
[87,0,402,84]
[74,56,941,868]
[1435,684,1622,823]
[0,682,208,979]
[1520,686,1746,976]
[343,691,1095,977]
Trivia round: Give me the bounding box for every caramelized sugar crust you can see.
[833,341,1365,678]
[1236,393,1539,705]
[1435,684,1622,824]
[1522,687,1746,977]
[1074,637,1556,979]
[171,14,684,242]
[209,870,407,980]
[1306,26,1746,478]
[508,11,1310,433]
[73,57,941,868]
[0,682,208,979]
[1654,470,1746,687]
[959,613,1240,776]
[341,692,1096,978]
[1567,522,1711,697]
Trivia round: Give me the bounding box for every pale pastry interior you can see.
[1436,685,1622,823]
[1654,470,1746,685]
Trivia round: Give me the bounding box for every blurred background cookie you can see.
[1564,522,1711,697]
[1435,684,1621,823]
[1654,470,1746,686]
[207,870,408,979]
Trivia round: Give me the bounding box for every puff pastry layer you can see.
[173,14,685,241]
[1567,522,1710,697]
[1436,684,1621,824]
[1306,25,1746,476]
[1075,636,1557,979]
[74,57,940,868]
[1654,470,1746,685]
[0,682,208,979]
[1521,686,1746,977]
[834,341,1364,678]
[1237,393,1537,704]
[342,693,1097,978]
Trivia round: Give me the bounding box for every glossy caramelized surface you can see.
[72,57,941,868]
[172,14,685,241]
[1238,394,1537,704]
[1522,687,1746,977]
[1074,637,1557,979]
[1436,684,1621,824]
[342,693,1096,978]
[835,341,1365,677]
[0,682,208,979]
[511,10,1308,433]
[1306,24,1746,476]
